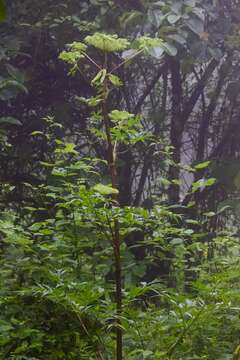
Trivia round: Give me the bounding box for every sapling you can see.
[59,32,167,360]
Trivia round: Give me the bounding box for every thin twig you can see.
[83,52,102,70]
[110,49,144,74]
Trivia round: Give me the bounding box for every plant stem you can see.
[102,73,123,360]
[110,48,144,74]
[165,306,205,359]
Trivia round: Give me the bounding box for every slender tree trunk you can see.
[118,145,132,206]
[168,58,182,204]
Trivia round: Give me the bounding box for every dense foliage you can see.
[0,1,240,359]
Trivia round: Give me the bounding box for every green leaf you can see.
[0,79,28,93]
[161,42,178,56]
[109,110,135,122]
[31,130,45,136]
[148,46,164,59]
[168,33,187,45]
[217,205,231,214]
[91,69,107,85]
[195,161,210,169]
[192,177,216,192]
[120,10,143,30]
[0,117,22,126]
[59,50,84,65]
[187,16,204,35]
[76,96,103,107]
[148,8,164,28]
[205,178,216,187]
[55,143,78,155]
[203,211,216,217]
[171,238,184,245]
[93,183,119,195]
[168,14,181,24]
[68,41,87,52]
[0,77,28,101]
[85,33,130,52]
[135,36,164,51]
[0,320,13,332]
[108,74,123,87]
[6,64,25,83]
[142,350,154,358]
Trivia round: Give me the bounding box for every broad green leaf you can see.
[0,78,28,101]
[55,143,78,155]
[120,10,143,30]
[193,177,216,190]
[6,64,25,83]
[0,117,22,126]
[108,74,123,87]
[162,42,178,56]
[205,178,216,186]
[68,41,87,52]
[143,350,154,358]
[203,211,216,217]
[217,205,231,214]
[171,238,184,245]
[148,8,164,27]
[148,46,164,59]
[168,14,181,24]
[76,96,103,107]
[168,33,187,45]
[135,36,164,51]
[187,16,204,35]
[85,33,130,52]
[195,161,210,169]
[109,109,135,122]
[94,183,119,195]
[59,50,84,65]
